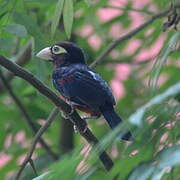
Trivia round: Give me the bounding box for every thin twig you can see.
[29,159,38,177]
[0,70,58,160]
[14,107,59,180]
[0,55,114,178]
[90,2,180,69]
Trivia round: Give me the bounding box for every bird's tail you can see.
[101,108,132,141]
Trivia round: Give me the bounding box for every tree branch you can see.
[0,70,59,160]
[90,2,180,68]
[29,159,38,177]
[0,55,114,178]
[14,107,59,180]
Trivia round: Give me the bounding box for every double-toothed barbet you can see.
[36,41,132,140]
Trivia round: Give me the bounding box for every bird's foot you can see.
[81,114,100,120]
[59,107,74,119]
[73,125,79,133]
[73,114,99,133]
[73,124,88,134]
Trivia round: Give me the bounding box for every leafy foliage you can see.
[51,0,65,37]
[4,24,27,37]
[0,0,180,180]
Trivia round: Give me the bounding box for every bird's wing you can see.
[53,65,115,111]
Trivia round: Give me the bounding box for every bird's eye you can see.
[52,45,67,55]
[53,47,59,52]
[52,46,60,54]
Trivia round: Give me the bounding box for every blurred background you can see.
[0,0,179,179]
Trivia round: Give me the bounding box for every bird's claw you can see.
[73,125,87,134]
[73,125,79,133]
[68,107,74,116]
[59,107,74,119]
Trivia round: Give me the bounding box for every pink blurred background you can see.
[78,0,169,101]
[1,0,179,175]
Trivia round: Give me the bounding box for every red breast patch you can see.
[58,77,74,85]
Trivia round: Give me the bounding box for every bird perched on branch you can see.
[36,41,132,140]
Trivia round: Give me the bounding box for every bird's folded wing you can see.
[56,69,115,109]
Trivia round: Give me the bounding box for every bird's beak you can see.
[36,47,53,60]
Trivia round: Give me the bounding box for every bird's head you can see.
[36,41,86,67]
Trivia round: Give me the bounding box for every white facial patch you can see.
[52,45,67,55]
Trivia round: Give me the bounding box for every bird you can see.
[36,41,132,140]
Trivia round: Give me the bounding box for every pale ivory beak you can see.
[36,47,53,60]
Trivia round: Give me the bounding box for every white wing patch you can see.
[88,71,97,80]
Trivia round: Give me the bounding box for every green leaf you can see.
[63,0,73,39]
[51,0,65,37]
[129,82,180,126]
[21,86,36,96]
[12,11,48,78]
[128,162,155,180]
[149,31,180,90]
[0,37,14,51]
[156,145,180,168]
[25,0,56,2]
[12,11,43,43]
[109,145,154,180]
[77,168,97,180]
[32,172,50,180]
[84,0,91,6]
[43,148,83,180]
[4,24,27,37]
